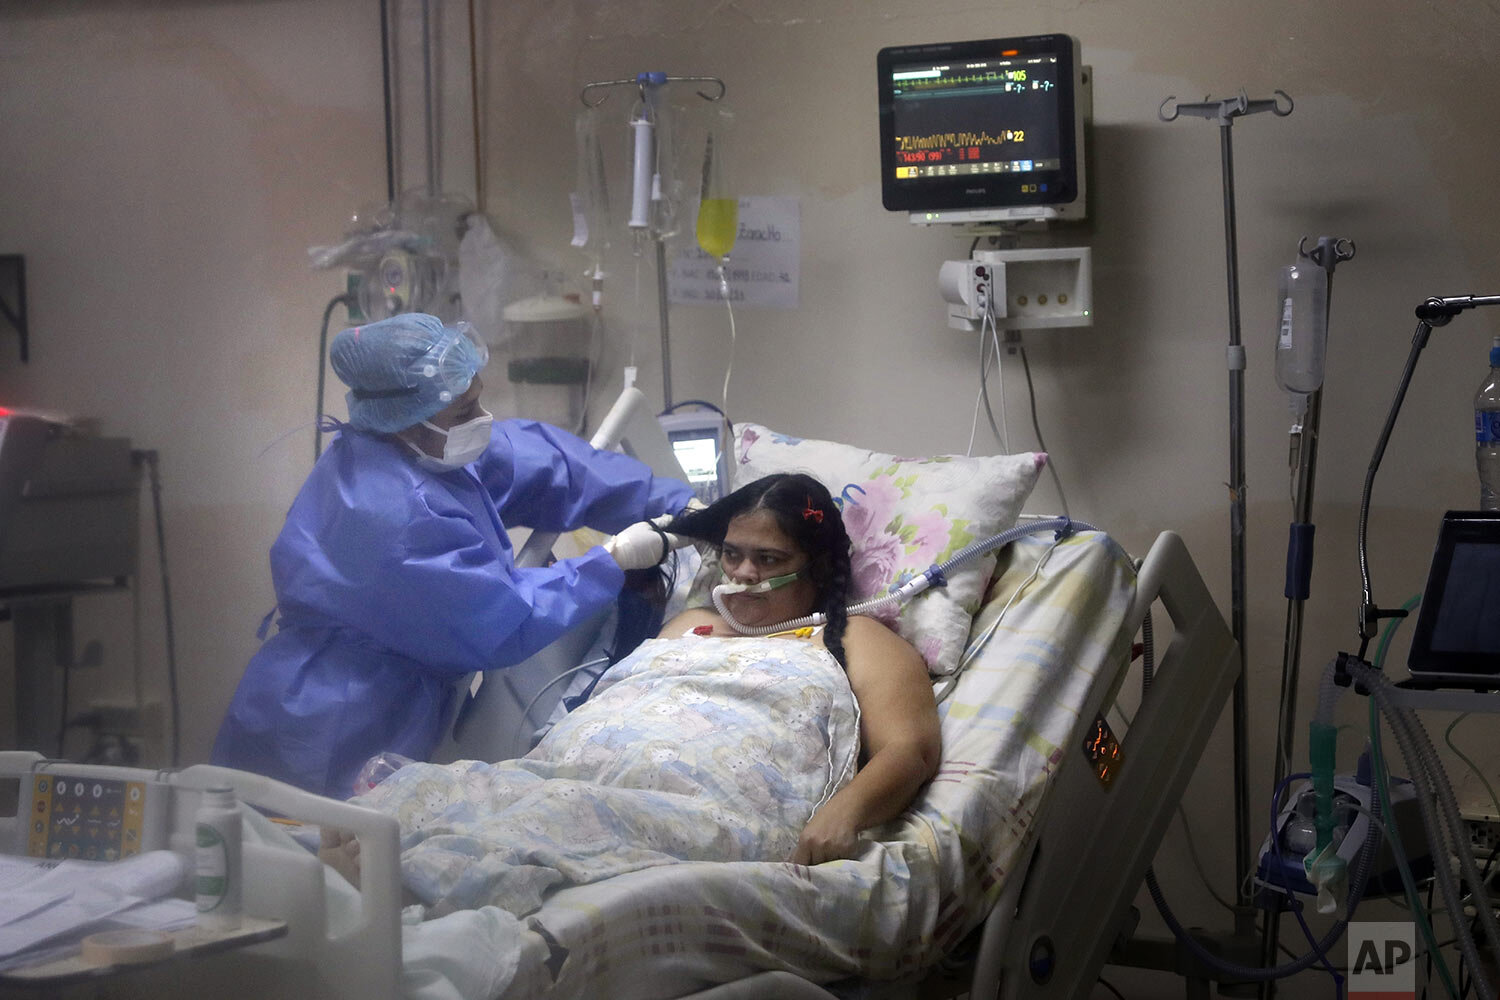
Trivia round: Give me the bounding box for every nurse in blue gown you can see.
[212,314,691,797]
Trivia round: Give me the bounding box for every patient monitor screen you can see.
[671,433,719,486]
[878,34,1082,219]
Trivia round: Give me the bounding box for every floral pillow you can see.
[685,423,1045,675]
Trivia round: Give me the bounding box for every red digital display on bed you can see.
[1083,714,1122,786]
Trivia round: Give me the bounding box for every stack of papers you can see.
[0,851,196,972]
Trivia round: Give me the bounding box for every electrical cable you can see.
[1427,874,1442,1000]
[966,311,993,456]
[993,323,1010,449]
[378,0,395,204]
[1141,670,1384,984]
[661,399,730,421]
[467,0,483,210]
[978,319,1014,452]
[57,637,69,759]
[1444,715,1500,826]
[1097,976,1127,1000]
[519,655,611,730]
[140,452,181,767]
[314,293,354,463]
[977,302,1010,453]
[1019,345,1070,519]
[1178,804,1239,914]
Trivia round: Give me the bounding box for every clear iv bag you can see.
[574,107,611,260]
[1275,260,1329,396]
[650,97,684,240]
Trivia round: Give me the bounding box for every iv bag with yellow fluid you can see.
[695,111,737,264]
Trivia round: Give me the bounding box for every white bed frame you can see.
[0,528,1234,1000]
[682,529,1240,1000]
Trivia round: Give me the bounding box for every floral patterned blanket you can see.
[356,634,860,917]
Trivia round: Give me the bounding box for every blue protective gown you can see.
[211,419,691,798]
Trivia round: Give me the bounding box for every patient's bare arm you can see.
[790,617,941,865]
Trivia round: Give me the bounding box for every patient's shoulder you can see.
[842,615,924,666]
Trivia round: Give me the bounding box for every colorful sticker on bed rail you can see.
[1083,714,1122,786]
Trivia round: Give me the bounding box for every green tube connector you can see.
[1309,720,1338,852]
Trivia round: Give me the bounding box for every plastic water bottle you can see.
[1274,260,1329,396]
[195,787,243,930]
[1476,335,1500,511]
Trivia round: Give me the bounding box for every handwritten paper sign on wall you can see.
[667,196,800,309]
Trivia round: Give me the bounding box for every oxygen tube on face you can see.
[713,570,801,597]
[710,517,1094,636]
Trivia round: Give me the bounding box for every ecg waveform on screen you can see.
[898,69,1052,94]
[893,129,1031,172]
[898,130,1024,154]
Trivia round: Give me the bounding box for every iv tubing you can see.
[710,517,1092,636]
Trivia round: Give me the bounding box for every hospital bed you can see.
[0,401,1237,1000]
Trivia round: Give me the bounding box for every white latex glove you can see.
[647,512,695,550]
[603,521,672,570]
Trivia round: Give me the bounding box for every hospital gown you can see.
[355,634,860,917]
[212,419,691,798]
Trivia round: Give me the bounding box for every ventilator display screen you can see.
[878,34,1085,222]
[670,433,720,485]
[1408,511,1500,685]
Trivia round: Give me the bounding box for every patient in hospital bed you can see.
[321,472,940,918]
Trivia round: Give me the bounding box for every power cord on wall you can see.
[132,449,180,767]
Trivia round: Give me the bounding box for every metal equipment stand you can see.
[1159,88,1293,995]
[579,73,728,411]
[1259,235,1354,979]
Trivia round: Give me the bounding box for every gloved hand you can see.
[603,520,673,570]
[642,496,707,549]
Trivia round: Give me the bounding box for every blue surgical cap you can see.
[330,314,489,433]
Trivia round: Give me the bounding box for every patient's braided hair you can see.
[670,473,855,668]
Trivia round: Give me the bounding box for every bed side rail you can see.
[173,763,402,1000]
[972,531,1238,1000]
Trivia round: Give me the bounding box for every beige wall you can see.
[3,0,1497,991]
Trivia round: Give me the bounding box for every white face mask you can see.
[408,409,493,471]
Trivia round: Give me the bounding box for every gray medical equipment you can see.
[431,387,691,765]
[0,411,139,757]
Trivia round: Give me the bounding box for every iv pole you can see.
[1160,90,1293,973]
[580,73,727,411]
[1259,235,1354,984]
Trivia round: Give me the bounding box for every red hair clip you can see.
[803,497,823,523]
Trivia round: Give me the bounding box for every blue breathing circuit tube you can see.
[710,517,1092,636]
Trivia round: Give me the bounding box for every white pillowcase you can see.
[686,423,1044,675]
